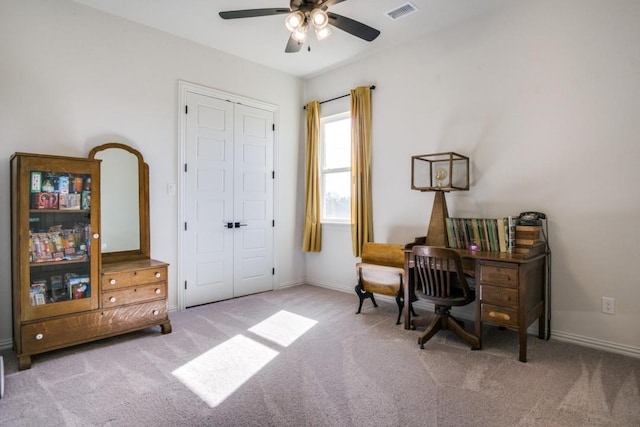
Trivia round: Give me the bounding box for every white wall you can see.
[0,0,306,348]
[304,0,640,356]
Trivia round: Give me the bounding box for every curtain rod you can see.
[303,85,376,110]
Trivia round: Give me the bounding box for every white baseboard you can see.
[0,338,12,352]
[552,330,640,359]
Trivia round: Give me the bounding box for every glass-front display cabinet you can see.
[11,153,101,368]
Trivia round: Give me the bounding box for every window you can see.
[320,112,351,223]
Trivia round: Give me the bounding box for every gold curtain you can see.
[350,87,373,257]
[302,100,322,252]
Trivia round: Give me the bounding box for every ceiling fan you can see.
[219,0,381,53]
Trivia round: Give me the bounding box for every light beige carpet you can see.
[1,284,639,426]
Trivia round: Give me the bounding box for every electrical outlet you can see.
[602,297,615,314]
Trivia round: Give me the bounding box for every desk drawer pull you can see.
[489,311,511,321]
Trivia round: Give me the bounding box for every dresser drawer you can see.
[102,282,167,307]
[20,300,168,355]
[481,303,518,327]
[102,266,168,290]
[479,264,518,288]
[482,285,518,308]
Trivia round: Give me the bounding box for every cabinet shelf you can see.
[30,258,89,268]
[30,209,90,214]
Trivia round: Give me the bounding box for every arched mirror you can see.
[89,143,150,263]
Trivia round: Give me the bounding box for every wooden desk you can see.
[403,248,547,362]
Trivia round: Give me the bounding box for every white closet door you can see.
[233,103,274,297]
[184,92,273,307]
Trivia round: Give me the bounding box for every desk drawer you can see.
[479,264,518,288]
[481,303,518,327]
[482,285,518,308]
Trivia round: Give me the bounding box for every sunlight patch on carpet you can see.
[248,310,318,347]
[172,310,318,407]
[172,334,278,407]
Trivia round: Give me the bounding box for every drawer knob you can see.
[35,333,44,340]
[93,233,100,239]
[109,296,116,303]
[155,272,161,278]
[489,311,511,321]
[155,288,161,294]
[153,309,159,315]
[110,279,116,285]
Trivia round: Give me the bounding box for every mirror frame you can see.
[89,142,150,263]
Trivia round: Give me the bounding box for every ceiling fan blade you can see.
[219,8,290,20]
[319,0,346,9]
[327,12,380,42]
[285,34,304,53]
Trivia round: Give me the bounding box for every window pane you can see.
[322,171,350,220]
[323,118,350,169]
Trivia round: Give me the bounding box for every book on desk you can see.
[445,218,544,257]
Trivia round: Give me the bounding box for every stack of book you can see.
[514,225,544,255]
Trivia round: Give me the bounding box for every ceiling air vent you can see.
[386,2,418,20]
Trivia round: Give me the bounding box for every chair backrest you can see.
[361,242,405,269]
[411,245,472,300]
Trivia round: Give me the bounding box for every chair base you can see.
[355,284,418,325]
[411,307,480,350]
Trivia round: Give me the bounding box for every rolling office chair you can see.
[410,245,480,350]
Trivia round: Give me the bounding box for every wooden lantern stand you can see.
[425,190,450,247]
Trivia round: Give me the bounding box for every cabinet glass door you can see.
[18,157,100,321]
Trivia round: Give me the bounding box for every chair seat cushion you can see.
[356,263,404,297]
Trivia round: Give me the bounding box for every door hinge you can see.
[272,268,275,275]
[272,124,275,131]
[184,163,187,173]
[184,222,187,231]
[272,171,275,179]
[185,105,188,114]
[272,219,275,227]
[184,281,187,290]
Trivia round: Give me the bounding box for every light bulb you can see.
[310,9,328,29]
[285,11,305,32]
[292,25,307,43]
[315,26,331,41]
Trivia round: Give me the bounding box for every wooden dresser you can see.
[12,148,172,370]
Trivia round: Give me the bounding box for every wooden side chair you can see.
[410,245,480,349]
[355,242,417,324]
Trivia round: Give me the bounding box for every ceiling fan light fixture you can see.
[310,9,329,29]
[285,10,305,32]
[315,25,331,41]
